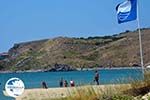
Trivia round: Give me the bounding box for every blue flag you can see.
[116,0,137,24]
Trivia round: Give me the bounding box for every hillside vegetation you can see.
[0,28,150,71]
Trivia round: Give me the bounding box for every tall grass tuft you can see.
[51,85,133,100]
[124,70,150,96]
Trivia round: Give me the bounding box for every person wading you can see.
[59,77,63,87]
[94,70,99,85]
[42,81,48,89]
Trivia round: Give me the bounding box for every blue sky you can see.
[0,0,150,52]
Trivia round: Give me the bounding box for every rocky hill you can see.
[0,28,150,71]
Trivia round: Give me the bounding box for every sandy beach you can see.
[3,84,131,100]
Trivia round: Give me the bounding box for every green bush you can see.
[148,96,150,100]
[111,95,134,100]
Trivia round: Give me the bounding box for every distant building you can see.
[0,52,9,60]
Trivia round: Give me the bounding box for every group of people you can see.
[59,70,100,87]
[59,78,75,87]
[41,70,100,89]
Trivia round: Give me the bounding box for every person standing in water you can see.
[41,81,48,89]
[70,79,75,87]
[64,80,68,87]
[59,77,63,87]
[94,70,99,85]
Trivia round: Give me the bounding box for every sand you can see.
[3,84,131,100]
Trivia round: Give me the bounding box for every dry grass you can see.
[50,85,131,100]
[15,84,131,100]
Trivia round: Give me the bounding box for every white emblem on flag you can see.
[117,1,131,21]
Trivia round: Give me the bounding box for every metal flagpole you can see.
[137,0,144,75]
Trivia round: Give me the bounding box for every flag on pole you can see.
[116,0,137,24]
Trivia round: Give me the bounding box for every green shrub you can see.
[148,96,150,100]
[111,95,134,100]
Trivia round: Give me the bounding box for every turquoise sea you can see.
[0,68,143,100]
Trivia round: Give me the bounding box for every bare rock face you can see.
[45,64,76,72]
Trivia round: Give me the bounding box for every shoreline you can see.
[0,67,142,74]
[76,66,142,71]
